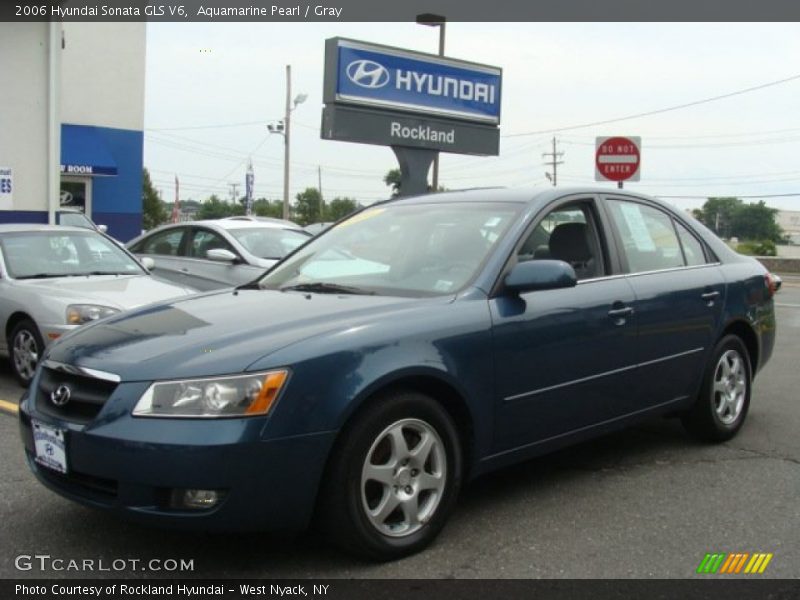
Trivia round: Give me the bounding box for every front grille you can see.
[36,366,118,424]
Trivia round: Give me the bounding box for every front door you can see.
[490,197,639,453]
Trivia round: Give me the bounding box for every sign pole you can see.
[392,147,437,197]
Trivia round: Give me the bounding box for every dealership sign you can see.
[322,106,500,156]
[323,38,501,155]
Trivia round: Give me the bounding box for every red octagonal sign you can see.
[595,136,641,182]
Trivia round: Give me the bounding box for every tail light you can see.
[765,273,782,298]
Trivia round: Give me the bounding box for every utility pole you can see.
[228,183,239,205]
[542,137,564,186]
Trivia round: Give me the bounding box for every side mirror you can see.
[206,248,238,263]
[140,257,155,271]
[98,224,108,234]
[504,260,577,294]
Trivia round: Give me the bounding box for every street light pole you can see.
[268,66,306,221]
[282,65,292,220]
[416,14,446,192]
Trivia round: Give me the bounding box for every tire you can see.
[318,390,463,561]
[682,335,752,442]
[9,319,45,387]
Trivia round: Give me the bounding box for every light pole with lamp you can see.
[416,13,446,192]
[267,64,307,220]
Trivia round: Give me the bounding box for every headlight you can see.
[132,370,289,418]
[66,304,119,325]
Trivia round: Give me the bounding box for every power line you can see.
[504,72,800,138]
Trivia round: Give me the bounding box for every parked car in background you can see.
[0,225,195,386]
[18,188,779,559]
[56,208,107,234]
[126,219,312,290]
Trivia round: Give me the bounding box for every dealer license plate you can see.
[32,420,67,474]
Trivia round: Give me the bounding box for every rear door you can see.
[490,195,639,453]
[601,196,725,408]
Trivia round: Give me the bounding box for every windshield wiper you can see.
[82,271,129,276]
[279,282,376,295]
[17,273,80,279]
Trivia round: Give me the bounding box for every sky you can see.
[143,22,800,212]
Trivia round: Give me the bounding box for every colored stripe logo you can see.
[697,552,773,574]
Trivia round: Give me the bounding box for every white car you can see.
[127,219,312,291]
[0,224,196,386]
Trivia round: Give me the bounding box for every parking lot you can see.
[0,281,798,579]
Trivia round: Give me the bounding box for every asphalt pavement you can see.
[0,284,798,579]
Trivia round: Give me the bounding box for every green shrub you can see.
[737,240,777,256]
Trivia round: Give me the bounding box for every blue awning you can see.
[60,124,118,177]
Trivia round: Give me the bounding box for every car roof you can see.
[0,223,92,234]
[201,219,300,231]
[383,186,686,213]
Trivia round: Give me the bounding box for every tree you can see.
[695,197,743,238]
[326,197,359,221]
[253,198,284,219]
[293,187,324,226]
[384,169,401,197]
[730,201,782,242]
[142,168,167,230]
[695,197,782,242]
[197,195,234,220]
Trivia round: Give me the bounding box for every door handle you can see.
[607,306,634,318]
[701,291,720,303]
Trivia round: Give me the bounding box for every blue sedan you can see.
[18,188,779,560]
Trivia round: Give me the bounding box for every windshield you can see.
[259,201,521,296]
[228,227,310,260]
[1,231,145,279]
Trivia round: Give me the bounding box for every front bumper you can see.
[18,383,337,532]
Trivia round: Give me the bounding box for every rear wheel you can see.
[9,319,44,387]
[319,391,463,560]
[682,335,751,442]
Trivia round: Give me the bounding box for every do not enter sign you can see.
[595,136,641,182]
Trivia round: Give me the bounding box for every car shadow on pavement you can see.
[7,415,705,578]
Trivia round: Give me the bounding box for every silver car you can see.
[126,219,312,291]
[0,224,195,386]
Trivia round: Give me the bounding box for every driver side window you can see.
[517,203,605,281]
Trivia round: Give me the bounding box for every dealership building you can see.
[0,23,145,241]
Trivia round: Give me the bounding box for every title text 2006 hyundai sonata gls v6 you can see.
[19,188,779,559]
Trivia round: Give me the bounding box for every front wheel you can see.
[319,391,463,560]
[682,335,751,442]
[9,319,44,387]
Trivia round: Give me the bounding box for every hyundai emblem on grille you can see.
[50,385,72,407]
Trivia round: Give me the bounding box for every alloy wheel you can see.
[360,418,447,537]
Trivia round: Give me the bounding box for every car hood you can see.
[46,289,439,381]
[20,275,195,309]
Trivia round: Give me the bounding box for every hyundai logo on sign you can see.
[346,60,390,89]
[328,39,502,124]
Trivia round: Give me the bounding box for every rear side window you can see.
[674,221,708,266]
[606,200,684,273]
[133,228,186,256]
